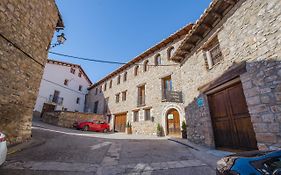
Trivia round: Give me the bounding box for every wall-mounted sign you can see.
[197,97,204,107]
[167,114,174,120]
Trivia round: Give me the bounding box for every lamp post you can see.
[49,33,66,49]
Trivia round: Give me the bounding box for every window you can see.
[76,97,80,104]
[95,88,98,95]
[79,85,82,91]
[109,80,112,88]
[134,66,139,76]
[115,93,120,103]
[162,75,173,100]
[137,85,145,107]
[104,97,109,114]
[64,79,69,86]
[104,83,107,91]
[144,108,151,121]
[93,101,99,113]
[123,72,127,82]
[117,75,121,84]
[155,54,161,66]
[78,72,82,77]
[133,110,139,122]
[203,36,223,69]
[70,67,75,74]
[167,46,175,60]
[143,60,149,72]
[122,91,127,101]
[100,86,102,93]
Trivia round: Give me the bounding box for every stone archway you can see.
[162,104,185,136]
[166,108,181,136]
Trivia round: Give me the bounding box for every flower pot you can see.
[126,127,132,134]
[181,130,187,139]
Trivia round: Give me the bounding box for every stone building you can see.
[172,0,281,150]
[87,24,193,136]
[0,0,64,145]
[87,0,281,150]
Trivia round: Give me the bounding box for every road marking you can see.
[90,142,112,150]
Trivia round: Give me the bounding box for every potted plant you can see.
[181,121,187,139]
[156,123,164,137]
[126,121,132,134]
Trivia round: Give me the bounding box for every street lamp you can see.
[49,33,66,49]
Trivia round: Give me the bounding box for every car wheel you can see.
[103,129,108,133]
[83,125,89,131]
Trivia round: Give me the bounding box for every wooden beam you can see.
[224,0,235,5]
[213,12,223,20]
[201,23,213,30]
[193,34,204,40]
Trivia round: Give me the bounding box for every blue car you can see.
[216,150,281,175]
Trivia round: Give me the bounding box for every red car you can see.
[73,120,110,132]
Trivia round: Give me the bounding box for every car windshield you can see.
[264,157,281,173]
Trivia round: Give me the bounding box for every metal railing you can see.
[48,95,63,105]
[162,90,183,103]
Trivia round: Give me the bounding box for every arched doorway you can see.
[166,108,180,136]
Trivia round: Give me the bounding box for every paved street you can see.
[0,122,216,175]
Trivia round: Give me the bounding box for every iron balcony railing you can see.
[162,90,183,103]
[137,96,145,107]
[48,95,63,105]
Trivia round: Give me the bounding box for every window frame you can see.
[154,54,161,66]
[115,93,120,103]
[133,110,139,122]
[134,66,139,76]
[143,60,149,72]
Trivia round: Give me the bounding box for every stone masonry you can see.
[180,0,281,149]
[86,0,281,150]
[0,0,63,145]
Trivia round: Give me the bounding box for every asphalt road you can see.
[0,123,216,175]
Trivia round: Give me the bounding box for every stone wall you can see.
[87,36,187,135]
[0,0,61,145]
[180,0,281,149]
[42,111,105,128]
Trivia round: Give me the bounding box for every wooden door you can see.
[208,82,257,150]
[166,109,180,136]
[114,113,127,132]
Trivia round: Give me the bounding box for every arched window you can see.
[109,80,112,88]
[167,46,175,60]
[134,66,139,76]
[123,72,127,82]
[155,54,161,66]
[143,60,149,72]
[117,75,121,84]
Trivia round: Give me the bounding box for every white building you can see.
[34,59,92,113]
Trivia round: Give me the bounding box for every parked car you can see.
[0,132,7,166]
[73,120,110,132]
[216,150,281,175]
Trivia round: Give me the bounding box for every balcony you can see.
[162,90,183,103]
[48,95,63,105]
[137,96,145,107]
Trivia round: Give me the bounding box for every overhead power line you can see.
[49,51,179,67]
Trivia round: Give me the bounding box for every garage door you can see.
[208,82,257,150]
[114,113,127,132]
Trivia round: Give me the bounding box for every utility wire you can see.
[49,51,179,67]
[42,78,87,95]
[0,32,45,67]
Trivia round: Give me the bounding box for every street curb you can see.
[168,138,199,151]
[7,138,46,155]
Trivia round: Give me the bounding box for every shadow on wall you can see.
[85,88,112,124]
[184,59,281,150]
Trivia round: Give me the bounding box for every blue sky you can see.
[50,0,212,83]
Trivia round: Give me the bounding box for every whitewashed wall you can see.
[34,62,91,112]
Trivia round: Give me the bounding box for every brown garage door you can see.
[114,113,127,132]
[208,82,257,150]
